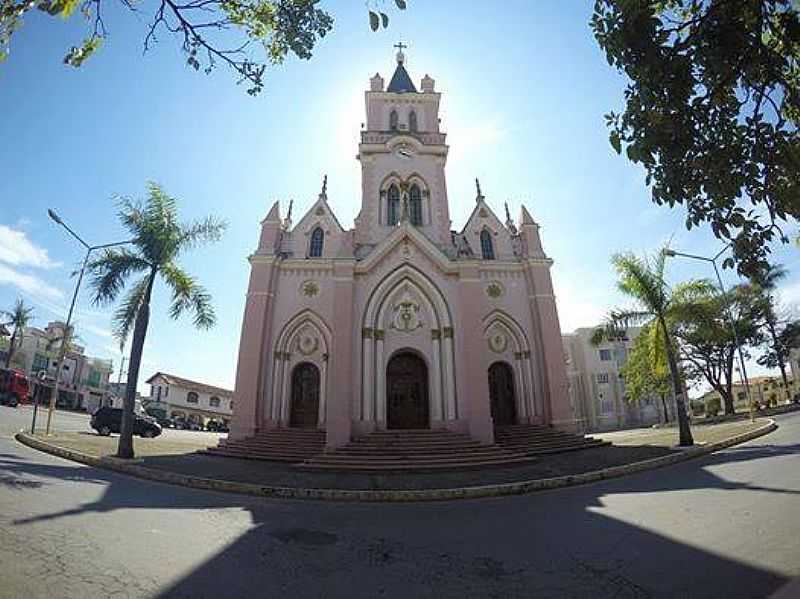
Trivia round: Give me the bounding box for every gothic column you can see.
[514,352,528,420]
[270,353,282,421]
[318,356,328,427]
[442,328,457,421]
[280,355,292,426]
[361,329,374,422]
[430,330,444,425]
[375,330,386,427]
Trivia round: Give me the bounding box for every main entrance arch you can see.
[290,362,320,429]
[489,361,517,426]
[386,352,429,429]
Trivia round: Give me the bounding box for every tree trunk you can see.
[721,391,735,415]
[660,393,669,423]
[660,317,693,446]
[767,319,792,402]
[118,270,156,460]
[5,327,17,368]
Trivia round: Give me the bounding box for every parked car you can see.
[90,407,162,438]
[0,368,29,407]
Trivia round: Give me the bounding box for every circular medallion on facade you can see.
[314,207,325,216]
[485,281,504,299]
[298,334,319,356]
[488,332,508,354]
[479,208,488,218]
[300,280,319,297]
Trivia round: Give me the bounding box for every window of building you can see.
[596,373,610,384]
[230,400,234,410]
[480,229,495,260]
[156,386,162,401]
[209,396,220,408]
[32,353,48,372]
[599,349,612,361]
[409,184,423,225]
[409,110,418,132]
[186,391,199,404]
[164,385,169,397]
[87,369,101,387]
[389,109,398,130]
[387,184,400,225]
[309,227,324,258]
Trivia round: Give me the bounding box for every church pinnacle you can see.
[387,41,417,93]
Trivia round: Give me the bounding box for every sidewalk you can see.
[15,419,776,501]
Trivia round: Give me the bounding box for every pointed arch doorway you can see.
[489,361,517,426]
[386,352,429,429]
[290,362,320,429]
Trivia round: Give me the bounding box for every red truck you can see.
[0,368,29,407]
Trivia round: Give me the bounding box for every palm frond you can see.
[591,309,653,345]
[88,248,151,305]
[179,216,228,251]
[112,276,149,350]
[612,252,667,314]
[162,263,216,329]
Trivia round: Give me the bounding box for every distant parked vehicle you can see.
[91,407,162,438]
[0,368,29,407]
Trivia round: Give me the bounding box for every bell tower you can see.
[355,44,451,250]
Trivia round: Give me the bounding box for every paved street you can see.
[0,406,798,599]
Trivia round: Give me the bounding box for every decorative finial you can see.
[394,41,407,64]
[475,177,484,202]
[282,199,294,230]
[320,174,328,198]
[505,201,518,235]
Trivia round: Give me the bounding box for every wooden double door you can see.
[489,361,517,426]
[290,362,320,429]
[386,352,429,429]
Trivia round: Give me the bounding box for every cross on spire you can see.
[475,177,484,202]
[320,174,328,198]
[394,41,407,64]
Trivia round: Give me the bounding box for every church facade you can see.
[229,49,576,449]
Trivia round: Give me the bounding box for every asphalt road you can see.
[0,406,798,599]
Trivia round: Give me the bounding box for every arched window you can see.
[186,391,199,404]
[389,110,398,130]
[409,110,418,132]
[309,227,324,258]
[480,229,495,260]
[387,184,400,225]
[209,396,220,408]
[409,184,423,225]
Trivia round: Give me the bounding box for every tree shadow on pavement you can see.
[7,430,800,599]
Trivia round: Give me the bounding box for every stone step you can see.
[298,453,540,472]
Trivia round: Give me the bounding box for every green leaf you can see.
[610,131,621,154]
[395,0,407,9]
[369,10,379,31]
[380,12,388,28]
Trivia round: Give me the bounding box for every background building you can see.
[563,326,668,432]
[146,372,233,428]
[0,320,113,411]
[698,374,798,413]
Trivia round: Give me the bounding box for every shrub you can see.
[706,396,721,417]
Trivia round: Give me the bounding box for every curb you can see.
[15,419,777,503]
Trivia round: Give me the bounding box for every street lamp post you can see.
[662,246,754,418]
[40,210,132,436]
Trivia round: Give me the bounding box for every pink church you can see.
[224,48,580,463]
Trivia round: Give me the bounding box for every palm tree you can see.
[749,264,792,402]
[87,183,226,459]
[2,298,34,368]
[592,250,712,446]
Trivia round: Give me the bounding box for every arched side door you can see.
[489,361,517,426]
[290,362,320,429]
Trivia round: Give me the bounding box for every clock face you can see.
[394,145,414,160]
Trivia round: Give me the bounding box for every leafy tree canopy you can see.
[592,0,800,277]
[1,0,407,94]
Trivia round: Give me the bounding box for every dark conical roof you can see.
[387,63,417,93]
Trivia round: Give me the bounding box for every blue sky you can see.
[1,1,798,394]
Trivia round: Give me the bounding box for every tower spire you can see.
[319,174,328,199]
[475,177,484,202]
